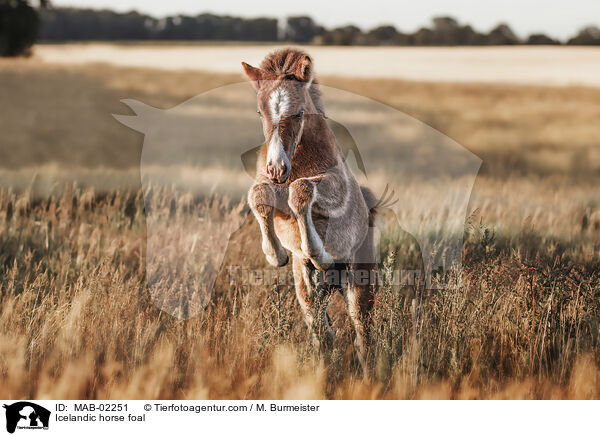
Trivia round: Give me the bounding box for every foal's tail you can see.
[361,184,398,226]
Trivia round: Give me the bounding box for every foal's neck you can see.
[289,115,340,181]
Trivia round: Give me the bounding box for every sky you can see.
[49,0,600,40]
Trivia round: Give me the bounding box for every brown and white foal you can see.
[243,49,376,374]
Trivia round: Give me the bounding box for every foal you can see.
[243,49,377,373]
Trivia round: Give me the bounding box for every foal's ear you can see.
[242,62,263,90]
[296,55,313,83]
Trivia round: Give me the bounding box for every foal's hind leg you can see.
[292,255,335,352]
[345,233,376,377]
[345,275,374,377]
[248,182,288,267]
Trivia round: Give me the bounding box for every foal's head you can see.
[242,49,320,184]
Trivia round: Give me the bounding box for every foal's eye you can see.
[296,109,305,118]
[257,110,262,117]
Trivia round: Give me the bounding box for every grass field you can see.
[1,50,599,399]
[34,44,600,86]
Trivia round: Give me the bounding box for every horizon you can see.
[48,0,600,40]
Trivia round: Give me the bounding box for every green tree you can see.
[285,16,323,43]
[0,0,47,56]
[320,25,363,45]
[486,23,519,45]
[567,26,600,45]
[526,33,560,45]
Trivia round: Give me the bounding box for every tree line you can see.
[38,10,600,46]
[1,2,600,57]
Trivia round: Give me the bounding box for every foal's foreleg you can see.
[288,178,333,270]
[248,182,288,267]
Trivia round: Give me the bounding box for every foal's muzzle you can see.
[266,161,289,184]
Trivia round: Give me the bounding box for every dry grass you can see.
[1,58,599,179]
[1,57,600,399]
[0,185,599,399]
[34,44,600,86]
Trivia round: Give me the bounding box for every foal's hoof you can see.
[310,251,334,271]
[263,241,289,267]
[266,251,289,267]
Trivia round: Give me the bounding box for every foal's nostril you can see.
[266,160,289,183]
[277,167,289,183]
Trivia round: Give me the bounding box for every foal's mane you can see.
[260,48,325,116]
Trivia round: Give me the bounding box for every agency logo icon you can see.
[114,81,481,319]
[2,402,50,434]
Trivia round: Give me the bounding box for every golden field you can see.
[0,49,599,399]
[34,44,600,86]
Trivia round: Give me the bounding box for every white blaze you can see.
[267,87,291,170]
[268,87,289,124]
[267,129,290,170]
